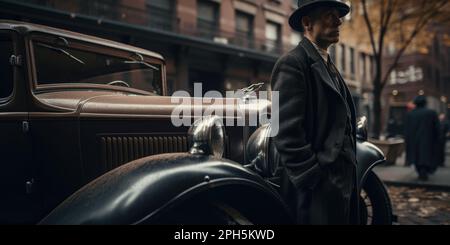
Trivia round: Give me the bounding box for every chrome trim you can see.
[357,116,368,141]
[246,124,278,177]
[188,115,225,158]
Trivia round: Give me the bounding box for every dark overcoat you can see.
[270,38,357,223]
[405,107,440,169]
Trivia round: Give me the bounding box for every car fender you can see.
[39,153,292,224]
[356,140,386,192]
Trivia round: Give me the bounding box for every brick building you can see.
[381,28,450,136]
[0,0,374,116]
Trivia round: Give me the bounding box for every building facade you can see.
[381,29,450,136]
[1,0,374,115]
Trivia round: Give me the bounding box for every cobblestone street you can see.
[387,186,450,225]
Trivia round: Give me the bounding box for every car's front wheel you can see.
[360,171,393,225]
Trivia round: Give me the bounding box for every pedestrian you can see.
[438,113,449,167]
[404,96,440,181]
[270,0,357,224]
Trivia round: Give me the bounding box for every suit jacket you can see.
[270,38,357,191]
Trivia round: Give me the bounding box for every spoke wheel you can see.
[360,171,393,225]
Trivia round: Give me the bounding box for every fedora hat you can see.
[289,0,350,32]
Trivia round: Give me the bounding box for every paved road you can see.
[373,140,450,189]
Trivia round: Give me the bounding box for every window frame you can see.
[28,32,165,96]
[0,30,16,105]
[340,44,346,74]
[350,47,355,78]
[235,10,254,36]
[196,0,220,38]
[265,21,281,52]
[197,0,219,23]
[146,0,176,30]
[235,10,255,48]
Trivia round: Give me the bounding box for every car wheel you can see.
[360,171,393,225]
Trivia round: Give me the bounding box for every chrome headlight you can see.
[245,124,279,177]
[188,115,225,158]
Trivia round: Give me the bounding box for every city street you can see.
[375,143,450,225]
[388,186,450,225]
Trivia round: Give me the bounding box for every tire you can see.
[360,171,393,225]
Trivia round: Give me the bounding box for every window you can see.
[339,44,346,73]
[147,0,176,30]
[388,42,396,55]
[80,0,119,20]
[197,0,219,39]
[235,11,254,48]
[265,21,281,53]
[32,35,163,95]
[290,32,302,47]
[359,53,366,82]
[0,33,14,99]
[350,47,355,77]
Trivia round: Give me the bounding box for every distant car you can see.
[0,20,393,225]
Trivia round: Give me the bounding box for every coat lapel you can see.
[300,38,345,103]
[299,38,357,130]
[330,58,357,127]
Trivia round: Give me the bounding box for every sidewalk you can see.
[373,149,450,190]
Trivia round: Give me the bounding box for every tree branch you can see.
[380,0,449,87]
[361,0,378,56]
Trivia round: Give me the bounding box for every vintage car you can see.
[0,20,393,225]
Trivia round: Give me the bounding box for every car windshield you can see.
[32,35,163,95]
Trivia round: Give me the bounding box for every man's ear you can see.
[301,16,312,32]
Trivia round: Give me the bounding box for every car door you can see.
[0,30,36,224]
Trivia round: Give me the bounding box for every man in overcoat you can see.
[405,96,440,180]
[270,0,358,224]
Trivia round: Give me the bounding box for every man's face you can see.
[303,7,343,46]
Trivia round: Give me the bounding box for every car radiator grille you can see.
[99,135,189,170]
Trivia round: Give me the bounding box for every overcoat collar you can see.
[299,38,357,126]
[299,38,343,98]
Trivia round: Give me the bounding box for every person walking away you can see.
[405,96,440,181]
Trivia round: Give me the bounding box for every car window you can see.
[0,33,14,100]
[32,35,163,95]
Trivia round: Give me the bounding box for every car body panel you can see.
[356,140,386,192]
[39,153,293,224]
